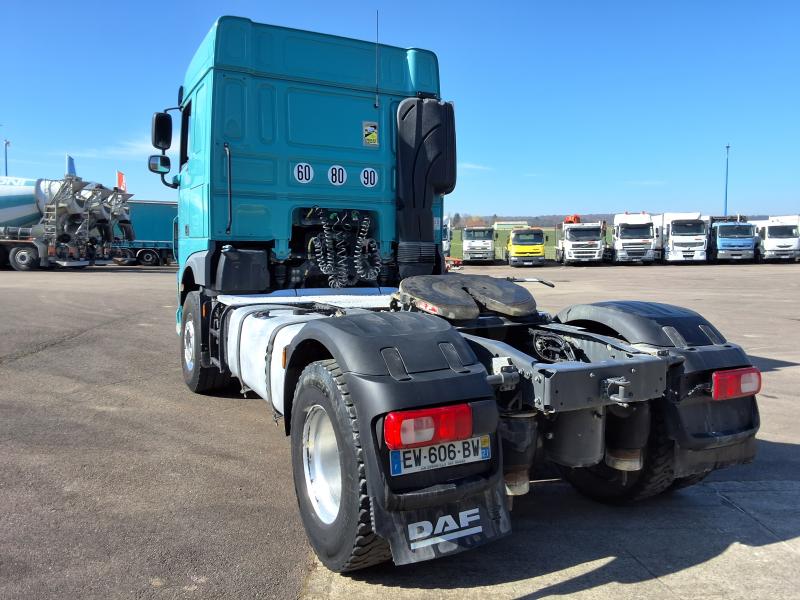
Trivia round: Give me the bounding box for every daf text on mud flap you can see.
[407,508,483,550]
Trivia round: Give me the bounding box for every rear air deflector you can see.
[396,274,538,320]
[395,98,456,279]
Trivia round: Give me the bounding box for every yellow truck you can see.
[505,227,546,267]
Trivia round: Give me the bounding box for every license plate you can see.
[390,435,491,476]
[523,261,533,265]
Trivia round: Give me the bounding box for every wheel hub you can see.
[183,320,195,371]
[302,405,342,524]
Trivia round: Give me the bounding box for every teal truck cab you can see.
[707,216,756,262]
[148,17,761,573]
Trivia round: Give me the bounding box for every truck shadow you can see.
[349,438,799,596]
[748,355,799,373]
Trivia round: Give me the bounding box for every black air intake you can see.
[395,97,456,279]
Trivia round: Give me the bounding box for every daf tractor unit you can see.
[555,215,606,264]
[149,17,761,573]
[752,216,800,262]
[654,212,707,263]
[504,227,546,267]
[610,212,657,264]
[462,226,495,263]
[707,216,756,262]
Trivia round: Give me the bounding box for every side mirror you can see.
[151,112,173,150]
[149,154,171,174]
[494,232,499,240]
[545,235,549,242]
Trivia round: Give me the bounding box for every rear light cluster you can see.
[712,366,761,401]
[384,404,473,450]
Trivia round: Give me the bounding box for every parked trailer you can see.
[751,216,800,262]
[611,213,657,263]
[148,16,761,573]
[654,212,707,263]
[555,215,606,264]
[114,200,177,266]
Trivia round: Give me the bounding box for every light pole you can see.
[723,144,730,216]
[3,139,9,176]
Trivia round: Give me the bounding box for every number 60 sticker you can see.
[293,163,314,183]
[360,168,378,188]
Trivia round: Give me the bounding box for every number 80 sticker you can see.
[360,168,378,188]
[328,165,347,186]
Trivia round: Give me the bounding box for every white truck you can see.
[654,212,707,263]
[462,226,495,263]
[555,217,605,265]
[611,213,657,264]
[442,216,452,256]
[752,216,800,262]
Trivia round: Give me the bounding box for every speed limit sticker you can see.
[360,168,378,188]
[328,165,347,186]
[293,163,313,183]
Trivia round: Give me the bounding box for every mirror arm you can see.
[160,171,179,189]
[160,151,178,189]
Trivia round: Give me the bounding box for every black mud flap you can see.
[371,477,511,566]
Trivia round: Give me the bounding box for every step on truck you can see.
[654,212,708,263]
[555,215,606,264]
[149,17,761,573]
[114,200,177,266]
[707,216,756,262]
[751,216,800,262]
[611,212,657,264]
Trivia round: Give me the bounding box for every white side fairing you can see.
[226,307,327,413]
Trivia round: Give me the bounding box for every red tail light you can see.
[384,404,473,450]
[711,367,761,401]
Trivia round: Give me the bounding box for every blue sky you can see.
[1,0,797,216]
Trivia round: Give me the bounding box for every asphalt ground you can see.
[1,262,798,599]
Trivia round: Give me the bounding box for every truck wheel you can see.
[138,248,161,266]
[9,246,40,271]
[291,360,391,572]
[181,291,230,393]
[669,471,709,492]
[561,404,676,504]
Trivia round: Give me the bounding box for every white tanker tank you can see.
[0,177,51,227]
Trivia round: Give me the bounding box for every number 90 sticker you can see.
[328,165,347,186]
[360,168,378,188]
[293,163,313,183]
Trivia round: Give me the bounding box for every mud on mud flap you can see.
[371,476,511,566]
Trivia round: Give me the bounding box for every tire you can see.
[180,291,230,393]
[9,245,40,271]
[137,248,161,266]
[669,471,709,492]
[291,360,391,572]
[561,404,676,504]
